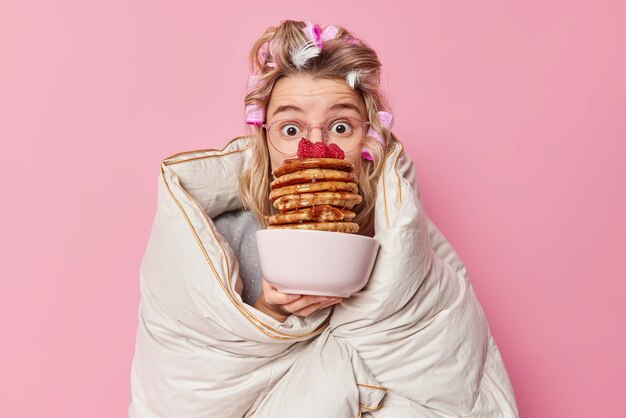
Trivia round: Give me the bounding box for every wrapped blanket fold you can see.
[129,136,518,417]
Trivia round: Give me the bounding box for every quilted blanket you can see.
[128,136,518,417]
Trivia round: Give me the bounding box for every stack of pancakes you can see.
[265,157,362,233]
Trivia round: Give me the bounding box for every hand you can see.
[253,277,343,322]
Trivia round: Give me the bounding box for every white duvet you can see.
[129,136,519,417]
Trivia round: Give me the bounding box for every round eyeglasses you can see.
[262,117,370,156]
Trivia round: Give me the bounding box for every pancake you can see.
[270,168,357,190]
[272,157,354,178]
[268,152,361,234]
[269,181,359,202]
[267,221,360,233]
[265,205,356,225]
[272,192,363,212]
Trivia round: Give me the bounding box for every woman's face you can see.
[265,73,368,171]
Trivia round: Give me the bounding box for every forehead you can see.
[267,74,366,117]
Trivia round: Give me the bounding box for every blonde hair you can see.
[239,20,395,237]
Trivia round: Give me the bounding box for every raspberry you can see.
[297,138,314,158]
[311,141,328,158]
[326,143,345,159]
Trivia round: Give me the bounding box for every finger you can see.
[318,298,343,310]
[281,295,336,314]
[261,278,301,306]
[293,302,325,317]
[293,298,342,316]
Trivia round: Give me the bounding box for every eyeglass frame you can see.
[261,116,371,155]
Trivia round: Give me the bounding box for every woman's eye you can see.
[280,124,302,137]
[330,121,353,135]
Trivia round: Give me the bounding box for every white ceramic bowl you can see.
[255,229,380,298]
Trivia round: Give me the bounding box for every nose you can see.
[308,126,325,144]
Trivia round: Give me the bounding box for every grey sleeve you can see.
[212,210,263,306]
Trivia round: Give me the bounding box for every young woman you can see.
[129,20,518,418]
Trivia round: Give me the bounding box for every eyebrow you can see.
[272,102,362,117]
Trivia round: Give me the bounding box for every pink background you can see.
[1,1,625,416]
